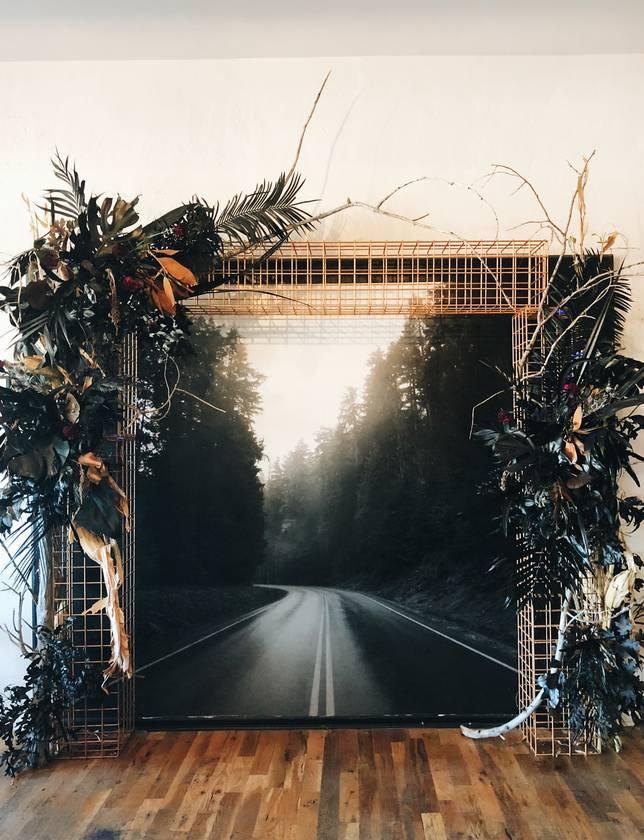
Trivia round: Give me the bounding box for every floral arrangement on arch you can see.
[464,251,644,750]
[0,154,313,773]
[0,136,641,772]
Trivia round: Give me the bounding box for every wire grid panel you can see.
[52,334,137,758]
[512,308,579,757]
[188,240,548,317]
[517,601,573,756]
[53,241,570,758]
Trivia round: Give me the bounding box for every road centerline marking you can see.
[309,595,326,716]
[324,595,336,716]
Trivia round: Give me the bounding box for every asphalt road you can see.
[137,586,517,720]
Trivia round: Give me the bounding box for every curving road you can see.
[137,586,517,720]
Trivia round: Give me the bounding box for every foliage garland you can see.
[467,254,643,749]
[0,154,313,772]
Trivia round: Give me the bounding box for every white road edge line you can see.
[359,594,518,673]
[324,595,336,716]
[136,603,274,674]
[309,597,325,716]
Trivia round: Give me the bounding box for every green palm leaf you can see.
[213,172,315,248]
[38,150,87,220]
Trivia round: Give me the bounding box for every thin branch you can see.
[175,388,226,414]
[469,387,511,439]
[286,70,331,183]
[376,175,501,241]
[511,153,597,378]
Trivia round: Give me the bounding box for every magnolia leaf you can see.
[65,392,80,423]
[152,248,180,256]
[572,405,583,432]
[604,569,635,613]
[155,256,197,288]
[52,436,70,463]
[21,355,45,371]
[87,465,107,484]
[150,278,176,316]
[78,452,103,469]
[563,440,578,463]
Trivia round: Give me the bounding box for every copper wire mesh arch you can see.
[53,240,577,757]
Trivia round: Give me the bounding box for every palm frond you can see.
[38,150,87,221]
[3,513,50,592]
[213,172,314,248]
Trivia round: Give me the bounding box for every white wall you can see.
[1,1,643,59]
[0,54,643,686]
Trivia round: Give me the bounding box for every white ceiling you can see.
[0,0,642,60]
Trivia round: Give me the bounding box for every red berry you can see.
[62,423,80,441]
[122,275,143,292]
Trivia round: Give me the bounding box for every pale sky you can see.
[243,320,405,470]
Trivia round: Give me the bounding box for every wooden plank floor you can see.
[0,728,642,839]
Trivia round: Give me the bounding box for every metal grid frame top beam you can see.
[188,240,548,318]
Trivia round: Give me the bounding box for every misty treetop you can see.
[263,316,513,602]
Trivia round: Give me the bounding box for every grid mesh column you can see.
[52,334,137,758]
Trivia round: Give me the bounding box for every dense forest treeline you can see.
[262,317,512,596]
[137,320,266,586]
[138,316,515,641]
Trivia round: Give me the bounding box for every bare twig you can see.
[511,153,597,378]
[286,70,331,183]
[175,388,226,414]
[468,387,511,439]
[376,175,501,241]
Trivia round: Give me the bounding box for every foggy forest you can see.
[137,316,516,682]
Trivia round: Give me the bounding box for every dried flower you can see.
[122,275,144,292]
[62,423,80,441]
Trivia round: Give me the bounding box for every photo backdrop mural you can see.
[136,315,517,722]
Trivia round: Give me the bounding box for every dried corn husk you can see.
[75,526,131,687]
[74,451,132,684]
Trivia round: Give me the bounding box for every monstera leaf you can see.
[74,480,123,539]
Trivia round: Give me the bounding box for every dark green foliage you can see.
[476,254,644,603]
[0,153,313,774]
[563,614,641,749]
[0,624,100,777]
[477,251,643,745]
[0,152,311,597]
[39,150,87,219]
